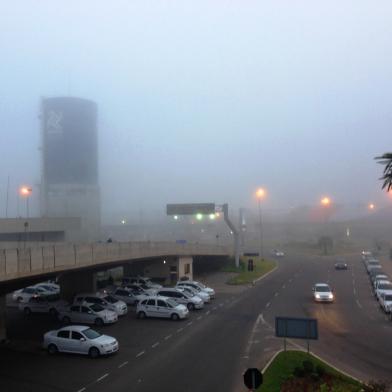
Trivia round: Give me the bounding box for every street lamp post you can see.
[20,186,32,218]
[256,188,266,260]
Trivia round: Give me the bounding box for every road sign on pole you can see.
[243,368,263,390]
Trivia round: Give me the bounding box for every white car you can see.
[34,283,60,294]
[12,286,52,302]
[379,292,392,313]
[74,293,128,316]
[58,303,118,326]
[122,276,162,289]
[43,326,119,357]
[136,296,189,320]
[157,288,204,310]
[176,281,215,299]
[177,286,210,304]
[372,274,389,289]
[375,281,392,301]
[111,287,145,305]
[367,261,382,274]
[313,283,334,302]
[19,294,68,316]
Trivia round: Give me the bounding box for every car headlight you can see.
[328,293,334,299]
[315,294,321,299]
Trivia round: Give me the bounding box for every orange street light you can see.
[20,186,32,196]
[321,197,331,206]
[368,203,375,210]
[256,188,266,199]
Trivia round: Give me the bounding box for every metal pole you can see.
[258,199,264,260]
[26,197,29,218]
[5,175,9,218]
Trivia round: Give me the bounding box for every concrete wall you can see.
[178,256,193,281]
[0,241,229,283]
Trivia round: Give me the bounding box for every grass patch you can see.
[226,257,276,285]
[258,350,363,392]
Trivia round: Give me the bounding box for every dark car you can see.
[335,261,348,270]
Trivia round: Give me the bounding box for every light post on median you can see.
[20,186,32,218]
[256,188,266,260]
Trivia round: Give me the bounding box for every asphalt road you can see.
[1,253,392,392]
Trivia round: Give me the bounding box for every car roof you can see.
[315,283,330,287]
[142,295,169,300]
[59,325,89,332]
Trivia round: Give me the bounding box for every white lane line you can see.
[213,306,217,310]
[206,310,210,315]
[151,342,159,349]
[282,284,286,289]
[177,328,183,333]
[164,334,172,340]
[136,351,145,358]
[289,278,293,283]
[356,300,362,308]
[118,361,128,368]
[353,287,356,295]
[265,302,271,308]
[219,303,224,307]
[187,321,193,327]
[76,388,86,392]
[274,292,279,297]
[197,316,202,320]
[96,373,109,382]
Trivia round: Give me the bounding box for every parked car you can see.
[176,281,215,299]
[177,286,210,303]
[136,296,189,320]
[375,281,392,301]
[122,276,162,289]
[156,288,204,310]
[74,293,127,316]
[111,287,145,306]
[12,286,52,302]
[313,283,334,302]
[43,325,118,357]
[366,260,382,274]
[34,282,60,294]
[19,294,67,316]
[372,274,390,289]
[379,293,392,313]
[123,283,157,296]
[58,303,118,326]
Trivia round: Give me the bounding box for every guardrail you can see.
[0,241,230,282]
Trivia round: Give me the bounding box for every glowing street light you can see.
[256,188,266,199]
[173,215,179,220]
[121,219,126,225]
[19,186,32,218]
[196,213,203,220]
[255,187,266,259]
[368,203,375,211]
[209,213,215,220]
[320,196,331,207]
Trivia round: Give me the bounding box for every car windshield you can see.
[103,295,118,304]
[315,286,331,292]
[378,284,392,290]
[166,299,178,308]
[90,304,104,312]
[384,295,392,301]
[82,328,102,339]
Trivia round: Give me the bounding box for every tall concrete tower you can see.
[40,97,101,241]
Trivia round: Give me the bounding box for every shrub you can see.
[302,360,314,374]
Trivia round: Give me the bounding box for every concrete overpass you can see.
[0,241,231,341]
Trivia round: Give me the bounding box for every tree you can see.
[375,153,392,191]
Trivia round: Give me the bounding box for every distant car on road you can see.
[58,304,118,326]
[136,296,189,320]
[271,249,285,257]
[43,326,118,357]
[313,283,334,303]
[334,261,348,270]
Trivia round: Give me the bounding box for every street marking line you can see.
[118,361,128,368]
[288,278,293,283]
[353,288,356,295]
[213,307,217,310]
[187,321,193,326]
[282,284,286,289]
[274,292,279,297]
[206,310,210,315]
[151,342,159,348]
[177,328,183,333]
[197,316,202,320]
[76,388,86,392]
[265,302,271,308]
[136,351,145,358]
[164,334,172,340]
[96,373,109,382]
[356,300,362,308]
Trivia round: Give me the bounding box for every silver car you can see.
[177,285,210,303]
[74,293,128,316]
[313,283,334,302]
[18,294,68,316]
[111,287,146,305]
[157,288,204,310]
[137,296,189,320]
[58,303,118,326]
[43,325,119,357]
[176,281,215,299]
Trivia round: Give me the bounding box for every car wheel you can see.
[95,318,104,327]
[47,344,58,355]
[62,316,71,324]
[89,347,100,359]
[49,308,58,317]
[137,311,146,319]
[187,303,194,311]
[171,313,180,321]
[23,307,31,316]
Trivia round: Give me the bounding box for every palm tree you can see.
[375,153,392,191]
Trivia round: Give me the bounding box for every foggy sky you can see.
[1,1,392,223]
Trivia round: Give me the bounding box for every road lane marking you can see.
[282,284,286,289]
[289,278,292,283]
[164,334,172,340]
[206,310,210,315]
[213,306,217,310]
[197,316,202,320]
[265,302,270,308]
[356,300,362,308]
[151,342,159,348]
[274,292,279,297]
[353,287,356,295]
[76,388,86,392]
[187,321,193,327]
[177,328,183,333]
[96,373,109,382]
[136,351,145,358]
[118,361,128,368]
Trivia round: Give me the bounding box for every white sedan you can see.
[379,293,392,313]
[43,325,119,358]
[313,283,334,303]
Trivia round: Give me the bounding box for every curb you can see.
[254,262,279,284]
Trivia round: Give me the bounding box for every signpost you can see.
[243,368,263,391]
[275,317,318,352]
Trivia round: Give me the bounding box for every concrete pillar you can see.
[0,295,6,343]
[58,269,97,302]
[178,256,193,281]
